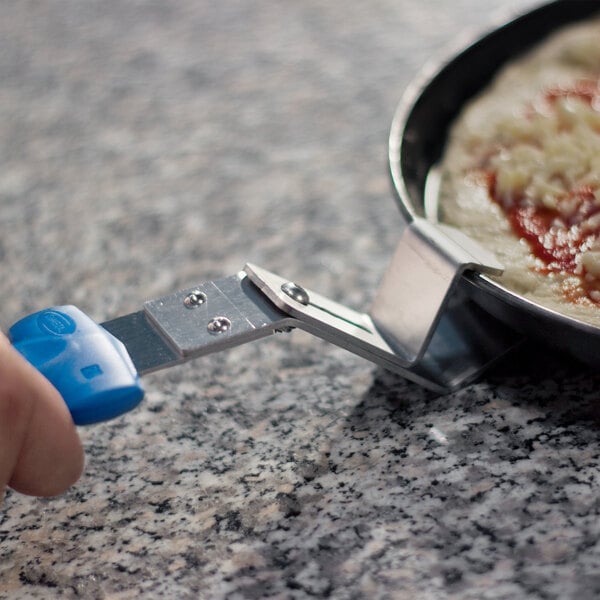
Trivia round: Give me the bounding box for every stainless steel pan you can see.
[390,0,600,367]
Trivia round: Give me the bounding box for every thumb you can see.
[0,332,84,497]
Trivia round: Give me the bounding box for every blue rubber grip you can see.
[9,306,144,425]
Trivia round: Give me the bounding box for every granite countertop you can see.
[2,1,600,598]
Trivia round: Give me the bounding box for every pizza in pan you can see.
[439,16,600,325]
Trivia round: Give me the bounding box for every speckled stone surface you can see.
[1,1,600,598]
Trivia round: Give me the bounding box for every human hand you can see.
[0,332,84,499]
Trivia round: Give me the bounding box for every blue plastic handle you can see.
[9,306,144,425]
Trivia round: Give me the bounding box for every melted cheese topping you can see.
[439,16,600,325]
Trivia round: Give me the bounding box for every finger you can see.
[0,333,84,497]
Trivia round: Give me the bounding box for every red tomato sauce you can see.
[484,80,600,303]
[544,79,600,107]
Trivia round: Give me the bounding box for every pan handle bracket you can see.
[370,217,503,361]
[245,217,521,391]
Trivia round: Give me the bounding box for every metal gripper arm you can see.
[130,217,521,393]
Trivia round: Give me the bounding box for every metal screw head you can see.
[184,290,207,308]
[207,316,231,334]
[281,281,310,305]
